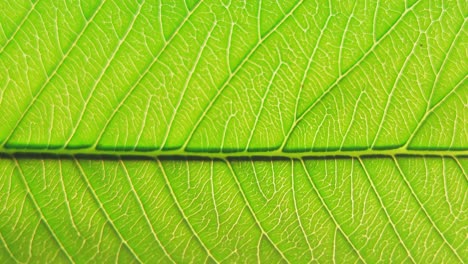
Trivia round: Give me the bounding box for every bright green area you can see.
[1,157,467,263]
[0,0,467,263]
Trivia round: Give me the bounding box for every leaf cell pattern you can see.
[0,0,467,263]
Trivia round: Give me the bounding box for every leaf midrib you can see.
[2,148,467,159]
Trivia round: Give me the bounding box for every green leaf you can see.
[0,0,466,263]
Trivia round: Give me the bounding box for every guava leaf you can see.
[0,0,466,263]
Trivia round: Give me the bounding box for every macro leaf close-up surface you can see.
[0,0,467,263]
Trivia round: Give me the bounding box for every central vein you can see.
[1,148,467,159]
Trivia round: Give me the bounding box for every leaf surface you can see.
[0,0,467,263]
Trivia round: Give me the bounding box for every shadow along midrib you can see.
[1,147,467,159]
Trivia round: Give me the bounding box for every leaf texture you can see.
[1,156,467,263]
[0,0,467,263]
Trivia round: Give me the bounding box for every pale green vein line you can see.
[0,0,40,54]
[133,96,154,149]
[115,242,124,264]
[28,219,41,262]
[372,0,380,42]
[118,159,176,263]
[357,158,416,263]
[442,159,455,218]
[209,159,220,235]
[1,0,108,148]
[425,19,466,111]
[256,235,262,263]
[280,0,423,150]
[181,0,306,150]
[160,21,217,150]
[63,0,146,147]
[291,159,315,260]
[451,156,468,182]
[393,157,464,262]
[300,159,366,263]
[157,0,165,42]
[91,0,205,150]
[155,158,219,263]
[0,232,20,263]
[338,0,358,75]
[257,0,262,41]
[0,162,14,214]
[12,157,75,263]
[332,227,337,264]
[58,159,82,238]
[225,160,291,263]
[371,18,429,148]
[73,158,143,264]
[340,91,365,150]
[404,74,468,149]
[402,16,467,149]
[292,1,333,126]
[245,60,283,150]
[250,160,268,201]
